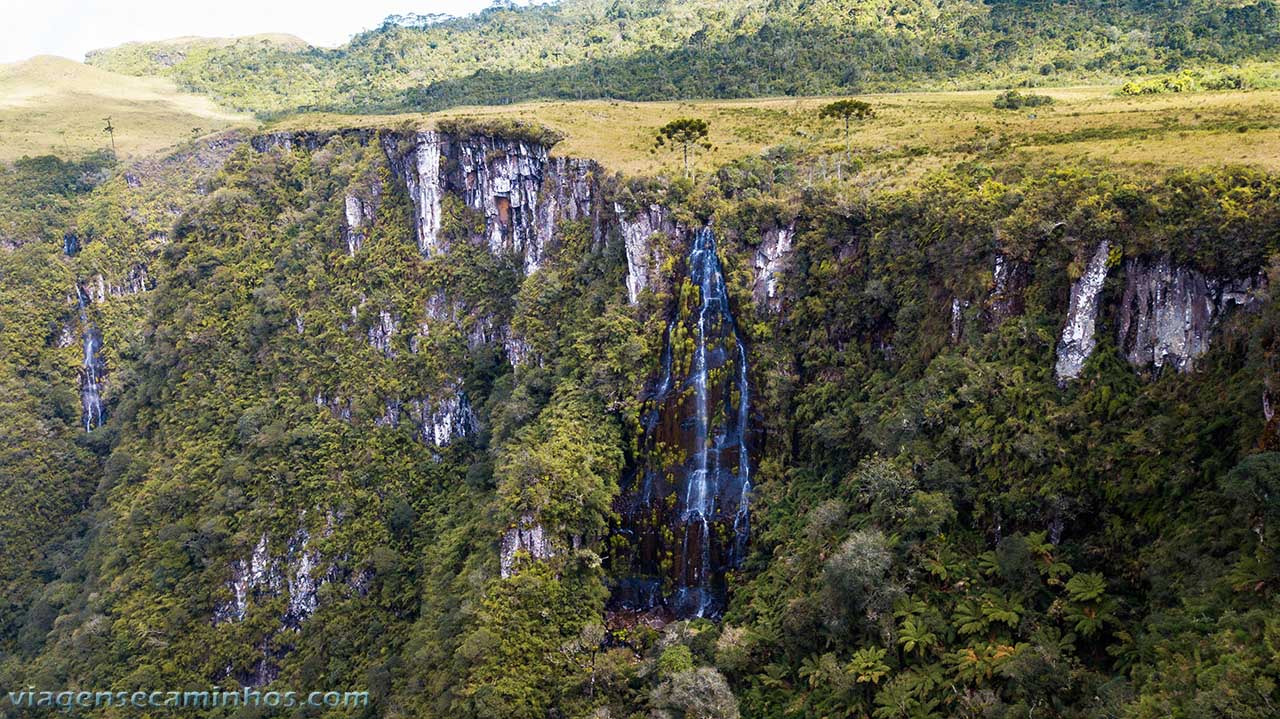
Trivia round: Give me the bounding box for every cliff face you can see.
[1047,243,1266,382]
[615,227,754,620]
[617,203,682,305]
[384,131,599,273]
[377,134,758,615]
[1118,255,1263,373]
[499,514,555,578]
[253,129,607,454]
[1055,241,1112,382]
[988,252,1030,324]
[76,288,105,432]
[212,519,363,687]
[343,187,380,256]
[21,122,1280,717]
[753,223,795,311]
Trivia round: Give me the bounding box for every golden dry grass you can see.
[273,85,1280,180]
[3,54,1276,182]
[0,56,255,161]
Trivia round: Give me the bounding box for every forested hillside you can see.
[1,113,1278,716]
[85,0,1280,116]
[2,0,1280,716]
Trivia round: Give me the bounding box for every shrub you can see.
[657,644,695,677]
[824,529,894,614]
[994,90,1055,110]
[650,667,740,719]
[435,116,566,146]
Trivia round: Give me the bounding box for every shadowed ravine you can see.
[615,227,753,620]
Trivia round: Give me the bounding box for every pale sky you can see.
[0,0,507,64]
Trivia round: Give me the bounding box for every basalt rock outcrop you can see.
[1053,242,1267,382]
[1118,255,1264,373]
[989,252,1031,324]
[1055,241,1112,382]
[214,527,337,630]
[342,185,381,256]
[753,223,795,311]
[81,265,153,301]
[383,130,599,273]
[213,521,359,687]
[617,203,682,305]
[409,391,478,447]
[311,387,475,447]
[500,514,556,578]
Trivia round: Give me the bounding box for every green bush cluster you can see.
[1117,67,1272,95]
[993,90,1055,110]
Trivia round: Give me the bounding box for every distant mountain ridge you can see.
[84,0,1280,117]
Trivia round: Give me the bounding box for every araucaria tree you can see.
[819,99,874,176]
[655,117,710,179]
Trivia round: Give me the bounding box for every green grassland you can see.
[5,50,1280,189]
[6,51,1280,185]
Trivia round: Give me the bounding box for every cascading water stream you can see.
[77,285,105,431]
[616,226,753,619]
[732,341,751,559]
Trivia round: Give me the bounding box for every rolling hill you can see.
[84,0,1280,117]
[0,55,254,160]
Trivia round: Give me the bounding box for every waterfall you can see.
[77,285,105,431]
[616,227,752,619]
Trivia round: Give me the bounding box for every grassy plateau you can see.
[0,56,252,161]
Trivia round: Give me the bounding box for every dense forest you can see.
[86,0,1280,116]
[1,113,1278,716]
[2,0,1280,717]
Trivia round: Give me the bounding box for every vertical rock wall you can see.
[753,223,795,311]
[1118,255,1263,373]
[1055,241,1112,382]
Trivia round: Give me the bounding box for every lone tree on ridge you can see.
[654,118,711,179]
[819,99,874,177]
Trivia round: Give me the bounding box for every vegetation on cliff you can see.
[1,121,1278,716]
[2,1,1280,712]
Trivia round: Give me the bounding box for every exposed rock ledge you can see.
[1055,244,1266,382]
[753,223,795,311]
[1055,241,1112,382]
[616,203,681,305]
[500,514,554,578]
[1118,255,1263,373]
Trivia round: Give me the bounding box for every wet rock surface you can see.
[615,227,753,619]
